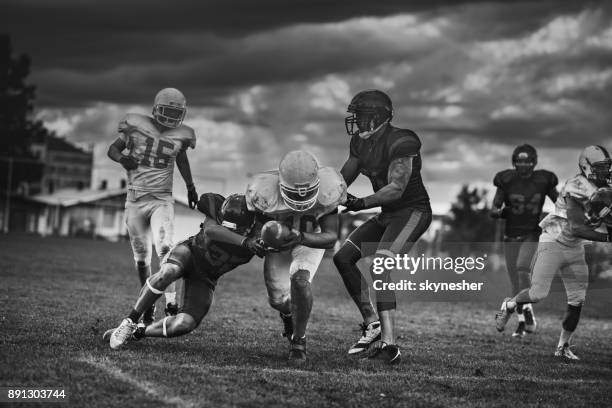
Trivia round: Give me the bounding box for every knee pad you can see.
[562,304,582,332]
[291,269,311,288]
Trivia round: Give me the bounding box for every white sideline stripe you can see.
[174,363,610,386]
[77,354,198,408]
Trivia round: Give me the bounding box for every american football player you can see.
[491,144,558,338]
[107,88,198,323]
[333,89,432,363]
[104,193,267,349]
[245,150,347,365]
[495,145,612,360]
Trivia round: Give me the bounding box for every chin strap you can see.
[358,120,389,139]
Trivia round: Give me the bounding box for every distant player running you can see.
[104,193,267,348]
[491,144,558,338]
[107,88,198,323]
[495,145,612,360]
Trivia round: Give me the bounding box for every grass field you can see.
[1,233,612,407]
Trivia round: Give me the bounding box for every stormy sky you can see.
[4,0,612,213]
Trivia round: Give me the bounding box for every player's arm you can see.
[547,173,559,202]
[176,149,198,208]
[340,155,360,187]
[490,187,506,218]
[295,211,339,249]
[362,156,412,208]
[566,196,609,242]
[107,137,138,170]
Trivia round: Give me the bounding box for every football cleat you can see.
[555,343,580,360]
[495,297,515,332]
[109,318,137,349]
[142,305,156,326]
[523,304,537,333]
[288,336,307,365]
[348,321,381,355]
[103,323,145,343]
[512,322,526,338]
[165,302,179,317]
[366,342,401,364]
[280,312,293,340]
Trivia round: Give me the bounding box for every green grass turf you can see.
[1,234,611,407]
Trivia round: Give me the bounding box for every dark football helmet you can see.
[586,187,612,226]
[220,194,255,235]
[512,144,537,178]
[345,89,393,139]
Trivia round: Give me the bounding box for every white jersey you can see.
[539,174,605,246]
[245,166,347,232]
[118,113,196,200]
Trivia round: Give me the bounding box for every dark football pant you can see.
[342,208,432,312]
[503,232,539,295]
[163,243,214,325]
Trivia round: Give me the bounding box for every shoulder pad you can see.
[175,124,196,149]
[196,193,225,221]
[563,175,596,201]
[118,113,152,133]
[387,127,420,158]
[245,171,280,212]
[493,169,515,188]
[317,167,347,208]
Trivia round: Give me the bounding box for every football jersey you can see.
[118,113,196,199]
[493,169,558,236]
[349,125,430,213]
[245,166,347,232]
[539,174,606,246]
[188,193,254,286]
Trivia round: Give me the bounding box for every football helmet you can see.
[278,150,320,212]
[512,144,537,178]
[579,145,612,188]
[220,194,255,235]
[345,89,393,139]
[152,88,186,128]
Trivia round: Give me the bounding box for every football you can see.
[260,220,292,249]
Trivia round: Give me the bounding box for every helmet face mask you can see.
[512,144,537,178]
[152,88,186,128]
[579,145,612,188]
[278,150,320,212]
[345,90,393,139]
[220,194,255,236]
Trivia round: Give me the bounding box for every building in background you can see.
[29,134,94,194]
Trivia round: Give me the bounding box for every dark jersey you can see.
[185,193,254,287]
[493,169,558,237]
[349,125,431,213]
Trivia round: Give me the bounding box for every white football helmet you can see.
[278,150,320,212]
[579,145,612,187]
[153,88,186,128]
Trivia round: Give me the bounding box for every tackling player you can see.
[246,150,346,365]
[333,89,432,363]
[490,144,558,338]
[495,145,612,359]
[107,88,199,324]
[104,193,267,348]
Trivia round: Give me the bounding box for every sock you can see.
[517,312,525,323]
[128,309,140,323]
[558,329,573,348]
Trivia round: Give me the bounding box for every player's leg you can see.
[503,237,525,337]
[287,245,325,364]
[263,251,293,338]
[555,247,588,360]
[125,201,155,324]
[495,240,560,332]
[516,234,539,334]
[106,244,190,349]
[333,216,385,355]
[151,199,178,314]
[143,278,214,338]
[368,209,432,364]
